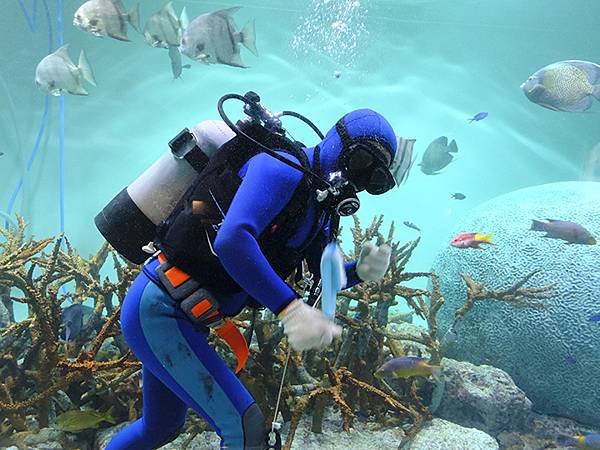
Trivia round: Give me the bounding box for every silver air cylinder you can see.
[95,120,235,264]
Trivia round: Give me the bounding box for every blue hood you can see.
[314,108,398,177]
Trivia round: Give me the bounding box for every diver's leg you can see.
[106,273,188,450]
[114,269,266,449]
[105,367,187,449]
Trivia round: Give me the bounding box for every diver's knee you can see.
[152,419,186,449]
[242,403,267,449]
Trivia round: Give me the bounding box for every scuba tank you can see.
[95,91,344,265]
[95,120,235,264]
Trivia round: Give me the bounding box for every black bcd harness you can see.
[154,122,331,297]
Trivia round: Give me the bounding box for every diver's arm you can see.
[213,152,303,315]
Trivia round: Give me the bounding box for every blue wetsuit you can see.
[107,109,397,450]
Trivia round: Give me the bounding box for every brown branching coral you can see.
[452,269,556,328]
[0,217,141,432]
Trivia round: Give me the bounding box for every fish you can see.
[530,219,596,245]
[0,152,4,157]
[55,408,117,432]
[74,0,140,42]
[374,356,442,380]
[451,193,466,200]
[418,136,458,175]
[589,314,600,322]
[393,136,416,185]
[143,2,188,49]
[521,60,600,112]
[403,221,421,232]
[168,45,191,79]
[556,433,600,449]
[450,232,493,249]
[334,70,341,79]
[61,303,84,342]
[468,112,488,123]
[565,355,577,366]
[180,7,258,68]
[35,45,97,96]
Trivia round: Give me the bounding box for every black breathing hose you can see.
[216,93,331,190]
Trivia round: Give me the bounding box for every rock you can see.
[0,426,91,450]
[406,418,498,450]
[95,410,405,450]
[435,358,532,436]
[432,181,600,425]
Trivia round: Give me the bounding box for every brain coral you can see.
[432,181,600,426]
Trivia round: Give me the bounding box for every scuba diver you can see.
[97,92,414,450]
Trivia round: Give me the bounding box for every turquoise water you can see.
[1,0,600,445]
[2,0,599,262]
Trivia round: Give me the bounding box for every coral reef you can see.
[433,181,600,425]
[0,217,140,441]
[0,213,570,449]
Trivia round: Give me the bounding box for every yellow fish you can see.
[56,407,116,433]
[374,356,442,379]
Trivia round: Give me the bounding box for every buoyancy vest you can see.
[155,122,316,294]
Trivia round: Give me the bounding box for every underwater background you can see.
[1,0,600,449]
[2,0,599,270]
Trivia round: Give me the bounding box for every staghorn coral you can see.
[0,218,140,434]
[0,214,558,448]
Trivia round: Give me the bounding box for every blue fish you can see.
[61,303,84,342]
[468,112,488,123]
[565,354,577,366]
[589,314,600,322]
[319,242,346,319]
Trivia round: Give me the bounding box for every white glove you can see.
[356,242,392,281]
[279,299,342,351]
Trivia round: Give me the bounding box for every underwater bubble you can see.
[291,0,370,67]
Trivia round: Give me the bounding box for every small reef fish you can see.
[403,221,421,232]
[180,7,258,68]
[334,70,341,79]
[61,303,84,342]
[35,45,96,96]
[468,112,488,123]
[168,46,191,80]
[419,136,458,175]
[56,408,117,432]
[565,355,577,366]
[143,2,188,48]
[530,219,596,245]
[589,314,600,322]
[451,192,466,200]
[74,0,140,42]
[521,60,600,112]
[556,433,600,449]
[393,136,416,185]
[450,232,493,249]
[374,356,442,379]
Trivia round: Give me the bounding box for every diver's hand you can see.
[356,242,392,282]
[279,299,342,351]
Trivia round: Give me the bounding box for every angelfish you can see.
[419,136,458,175]
[35,45,97,96]
[61,303,84,342]
[74,0,140,42]
[521,60,600,112]
[320,242,346,319]
[143,2,189,48]
[180,7,258,68]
